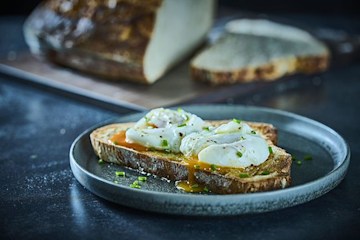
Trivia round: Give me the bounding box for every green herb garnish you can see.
[177,108,183,113]
[138,176,147,182]
[115,171,126,177]
[292,155,297,160]
[304,155,313,161]
[210,164,217,171]
[268,147,273,154]
[232,118,241,124]
[130,180,141,189]
[261,170,270,175]
[98,159,104,164]
[161,139,168,147]
[202,126,210,131]
[194,164,200,169]
[236,151,243,158]
[178,123,187,127]
[114,180,119,184]
[203,186,209,192]
[239,173,249,178]
[296,160,302,165]
[191,184,199,188]
[251,130,256,134]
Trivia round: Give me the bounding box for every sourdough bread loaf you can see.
[191,19,330,84]
[24,0,215,84]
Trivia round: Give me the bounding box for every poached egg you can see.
[126,108,206,152]
[180,120,270,168]
[126,108,270,168]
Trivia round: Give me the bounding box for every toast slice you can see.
[191,19,329,85]
[90,120,292,194]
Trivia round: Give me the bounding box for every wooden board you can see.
[0,52,269,110]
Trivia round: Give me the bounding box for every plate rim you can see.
[69,104,350,215]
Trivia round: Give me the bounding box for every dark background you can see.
[1,0,359,15]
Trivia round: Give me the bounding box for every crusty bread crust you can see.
[25,0,162,83]
[191,54,329,85]
[90,121,291,194]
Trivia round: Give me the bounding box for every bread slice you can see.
[191,19,330,85]
[90,120,292,194]
[24,0,215,84]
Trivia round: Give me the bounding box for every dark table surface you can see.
[1,12,360,240]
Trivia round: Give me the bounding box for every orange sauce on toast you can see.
[110,131,148,152]
[109,130,240,193]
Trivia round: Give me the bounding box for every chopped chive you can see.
[268,147,273,154]
[304,155,313,161]
[177,108,183,113]
[113,141,119,145]
[161,139,168,147]
[144,116,150,122]
[251,130,256,134]
[185,115,190,122]
[98,159,104,164]
[239,173,249,178]
[114,180,119,184]
[191,184,199,188]
[296,160,302,165]
[194,164,200,169]
[130,184,141,189]
[261,170,270,175]
[236,151,243,158]
[232,118,241,124]
[178,123,187,127]
[203,186,209,192]
[130,180,141,189]
[210,164,217,171]
[115,171,125,177]
[202,126,210,131]
[138,176,147,182]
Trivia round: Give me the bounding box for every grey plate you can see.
[69,105,350,216]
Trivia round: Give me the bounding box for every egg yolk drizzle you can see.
[109,130,241,193]
[110,131,148,152]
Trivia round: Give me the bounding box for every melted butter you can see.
[110,131,148,152]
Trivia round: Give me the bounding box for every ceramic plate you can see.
[69,105,350,216]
